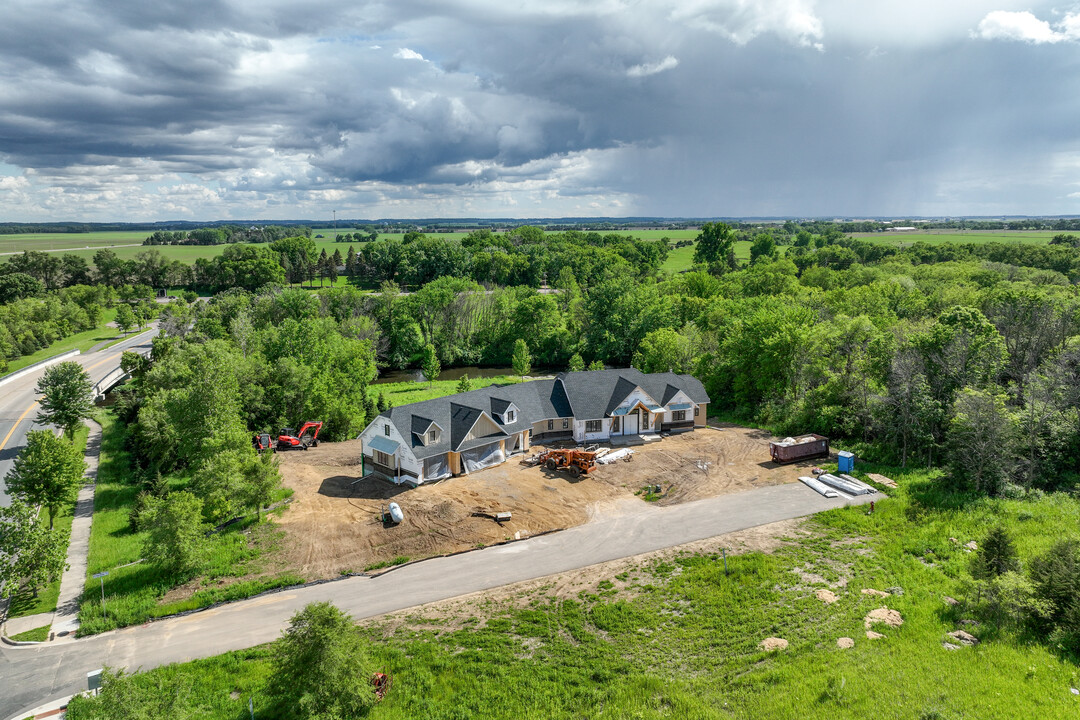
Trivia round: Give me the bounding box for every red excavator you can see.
[277,421,323,451]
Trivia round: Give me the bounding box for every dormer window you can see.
[427,429,438,443]
[505,410,516,423]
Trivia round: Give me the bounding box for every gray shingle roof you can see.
[370,370,709,460]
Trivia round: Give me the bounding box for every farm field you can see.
[852,229,1058,248]
[0,228,704,266]
[67,462,1080,720]
[0,231,149,255]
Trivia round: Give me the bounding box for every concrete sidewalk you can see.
[50,419,102,639]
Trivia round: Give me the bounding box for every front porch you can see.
[609,433,663,447]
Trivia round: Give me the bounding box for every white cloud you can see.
[627,55,679,77]
[974,10,1080,44]
[394,47,425,60]
[669,0,825,50]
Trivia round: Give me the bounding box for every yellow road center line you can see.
[0,328,153,453]
[0,400,39,453]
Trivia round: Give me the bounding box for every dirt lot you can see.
[272,424,830,579]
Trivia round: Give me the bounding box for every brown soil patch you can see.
[816,589,838,604]
[272,425,826,579]
[866,630,886,640]
[864,607,903,629]
[861,588,890,598]
[837,637,854,649]
[760,637,788,651]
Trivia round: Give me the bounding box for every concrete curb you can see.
[0,518,577,647]
[0,350,80,390]
[0,634,45,647]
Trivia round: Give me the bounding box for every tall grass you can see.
[65,462,1080,718]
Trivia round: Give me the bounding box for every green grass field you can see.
[0,231,149,255]
[371,375,526,407]
[65,461,1080,719]
[852,229,1059,249]
[5,423,90,619]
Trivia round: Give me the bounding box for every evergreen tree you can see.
[568,353,585,372]
[971,526,1021,580]
[457,373,473,393]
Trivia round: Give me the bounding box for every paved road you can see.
[0,328,157,506]
[0,481,877,719]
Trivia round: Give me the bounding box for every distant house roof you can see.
[365,369,709,460]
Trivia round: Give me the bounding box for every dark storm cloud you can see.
[0,0,1077,219]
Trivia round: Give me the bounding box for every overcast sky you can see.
[0,1,1078,221]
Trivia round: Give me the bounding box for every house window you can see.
[585,420,602,433]
[427,430,438,443]
[611,417,620,432]
[547,420,554,431]
[642,412,649,430]
[383,424,390,436]
[562,419,569,429]
[506,410,516,423]
[672,410,686,422]
[694,406,700,417]
[374,449,393,467]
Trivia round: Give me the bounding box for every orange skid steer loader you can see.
[276,421,323,451]
[537,449,597,479]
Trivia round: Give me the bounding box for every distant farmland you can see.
[0,227,1061,273]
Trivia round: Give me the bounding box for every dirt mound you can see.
[866,630,886,640]
[861,588,890,598]
[864,607,903,629]
[816,589,838,604]
[837,637,854,649]
[760,637,788,651]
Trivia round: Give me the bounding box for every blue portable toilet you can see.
[837,451,855,474]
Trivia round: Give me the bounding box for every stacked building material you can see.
[799,476,839,498]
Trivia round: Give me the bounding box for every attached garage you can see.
[460,441,505,474]
[422,454,452,482]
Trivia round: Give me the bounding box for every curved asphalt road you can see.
[0,480,876,719]
[0,328,158,507]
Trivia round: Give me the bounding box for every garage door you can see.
[423,454,452,482]
[461,441,505,474]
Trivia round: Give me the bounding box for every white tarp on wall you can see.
[423,454,452,482]
[461,441,505,473]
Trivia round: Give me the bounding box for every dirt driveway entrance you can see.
[273,424,829,579]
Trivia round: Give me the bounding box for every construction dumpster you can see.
[769,434,829,464]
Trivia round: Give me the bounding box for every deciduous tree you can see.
[421,343,441,387]
[512,338,531,380]
[6,429,86,529]
[35,361,94,441]
[140,491,209,577]
[0,497,67,601]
